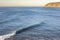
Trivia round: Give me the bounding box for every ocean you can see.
[0,7,60,40]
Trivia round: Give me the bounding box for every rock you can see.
[45,2,60,7]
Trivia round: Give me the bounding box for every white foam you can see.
[0,32,15,40]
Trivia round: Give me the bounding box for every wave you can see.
[16,22,45,34]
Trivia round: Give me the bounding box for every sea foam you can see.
[0,32,15,40]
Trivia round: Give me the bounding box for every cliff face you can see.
[45,2,60,7]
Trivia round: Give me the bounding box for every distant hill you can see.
[45,2,60,7]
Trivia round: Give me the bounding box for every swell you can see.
[16,22,45,34]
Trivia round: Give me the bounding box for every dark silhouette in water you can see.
[16,22,45,34]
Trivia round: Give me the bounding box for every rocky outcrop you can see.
[45,2,60,7]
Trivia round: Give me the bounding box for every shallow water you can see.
[0,7,60,40]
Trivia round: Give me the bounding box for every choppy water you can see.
[0,7,60,40]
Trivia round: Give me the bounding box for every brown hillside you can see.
[45,2,60,7]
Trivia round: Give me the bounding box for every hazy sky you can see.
[0,0,60,6]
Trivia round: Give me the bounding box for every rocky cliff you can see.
[45,2,60,7]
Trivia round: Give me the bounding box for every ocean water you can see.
[0,7,60,40]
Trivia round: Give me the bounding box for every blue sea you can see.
[0,7,60,40]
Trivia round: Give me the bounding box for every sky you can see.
[0,0,60,6]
